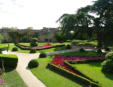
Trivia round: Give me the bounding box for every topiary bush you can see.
[97,49,102,53]
[66,45,72,49]
[12,47,18,51]
[71,40,79,46]
[30,38,38,47]
[28,59,38,69]
[101,59,113,73]
[101,52,113,73]
[39,52,47,58]
[30,49,36,53]
[105,51,113,60]
[79,48,85,52]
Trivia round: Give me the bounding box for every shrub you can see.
[71,40,79,46]
[105,52,113,60]
[39,52,47,58]
[105,47,110,51]
[28,59,38,69]
[47,64,99,87]
[79,48,85,52]
[0,54,18,69]
[30,49,36,53]
[101,52,113,73]
[30,38,38,47]
[101,59,113,73]
[30,42,37,47]
[12,47,18,51]
[66,45,72,49]
[97,49,102,53]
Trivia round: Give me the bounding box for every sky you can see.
[0,0,94,29]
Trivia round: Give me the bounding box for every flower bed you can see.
[15,43,65,50]
[51,55,105,76]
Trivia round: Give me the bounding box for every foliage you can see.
[31,57,83,87]
[28,59,38,69]
[102,52,113,73]
[101,59,113,73]
[55,51,104,57]
[30,49,36,53]
[30,38,38,47]
[39,52,47,58]
[12,47,18,51]
[48,64,99,87]
[73,63,113,87]
[0,54,18,68]
[66,44,72,49]
[96,49,102,53]
[57,0,113,49]
[79,48,85,52]
[105,52,113,60]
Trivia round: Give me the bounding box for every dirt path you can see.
[8,51,46,87]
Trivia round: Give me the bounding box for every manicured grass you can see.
[0,54,17,59]
[31,57,83,87]
[2,69,26,87]
[55,51,104,57]
[72,40,97,46]
[0,43,67,53]
[71,63,113,87]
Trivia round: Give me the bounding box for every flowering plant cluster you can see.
[51,56,105,75]
[51,56,78,74]
[17,43,56,50]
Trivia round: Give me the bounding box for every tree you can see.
[58,0,113,49]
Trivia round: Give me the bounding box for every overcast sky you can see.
[0,0,94,29]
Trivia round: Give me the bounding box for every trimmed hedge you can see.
[67,59,105,64]
[47,63,100,87]
[64,61,99,83]
[30,49,36,53]
[39,52,47,58]
[28,59,38,69]
[15,43,65,50]
[12,47,18,51]
[0,54,18,69]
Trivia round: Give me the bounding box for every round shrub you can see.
[71,40,78,46]
[28,59,38,69]
[12,47,18,51]
[30,49,36,53]
[66,45,72,49]
[39,52,47,58]
[79,48,85,52]
[30,42,37,47]
[97,49,102,53]
[105,52,113,60]
[105,47,110,51]
[101,59,113,73]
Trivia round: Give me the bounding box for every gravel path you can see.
[8,51,46,87]
[46,46,97,55]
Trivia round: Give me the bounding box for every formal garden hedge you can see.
[64,61,99,83]
[47,63,100,87]
[0,54,18,69]
[15,43,65,50]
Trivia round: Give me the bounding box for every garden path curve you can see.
[8,51,46,87]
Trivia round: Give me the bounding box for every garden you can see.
[0,0,113,87]
[30,50,113,87]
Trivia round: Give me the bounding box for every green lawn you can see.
[2,70,26,87]
[72,40,97,46]
[71,63,113,87]
[0,43,67,53]
[31,57,83,87]
[55,51,104,57]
